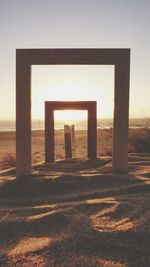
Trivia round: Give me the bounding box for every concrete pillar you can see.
[45,106,54,162]
[16,57,31,177]
[113,58,130,173]
[88,103,97,158]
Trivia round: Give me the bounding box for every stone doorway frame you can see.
[16,48,130,177]
[45,101,97,162]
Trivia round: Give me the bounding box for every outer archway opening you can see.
[16,48,130,177]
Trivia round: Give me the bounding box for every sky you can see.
[0,0,150,121]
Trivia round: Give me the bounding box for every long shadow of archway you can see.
[0,156,150,266]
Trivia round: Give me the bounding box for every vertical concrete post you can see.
[113,57,130,173]
[88,103,97,158]
[71,124,76,157]
[64,125,72,159]
[45,105,54,162]
[16,55,31,177]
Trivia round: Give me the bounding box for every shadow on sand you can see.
[0,157,150,266]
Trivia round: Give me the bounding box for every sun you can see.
[54,110,87,124]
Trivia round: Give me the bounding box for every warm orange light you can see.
[31,65,114,120]
[54,110,87,124]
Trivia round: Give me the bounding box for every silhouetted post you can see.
[64,125,72,159]
[71,124,76,157]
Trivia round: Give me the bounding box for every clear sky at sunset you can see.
[0,0,150,120]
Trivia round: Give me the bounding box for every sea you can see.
[0,118,149,132]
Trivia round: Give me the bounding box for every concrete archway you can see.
[16,48,130,177]
[45,101,97,162]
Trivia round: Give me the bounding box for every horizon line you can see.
[0,117,149,121]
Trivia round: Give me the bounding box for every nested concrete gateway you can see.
[45,101,97,162]
[16,48,130,177]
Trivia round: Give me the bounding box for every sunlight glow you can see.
[31,65,114,120]
[54,110,87,124]
[8,237,54,255]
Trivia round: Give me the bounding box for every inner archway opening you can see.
[54,110,88,160]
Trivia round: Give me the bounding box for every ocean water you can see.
[0,118,149,132]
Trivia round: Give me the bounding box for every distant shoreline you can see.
[0,127,150,133]
[0,118,149,132]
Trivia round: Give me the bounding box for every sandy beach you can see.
[0,128,150,266]
[0,127,149,167]
[0,128,114,168]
